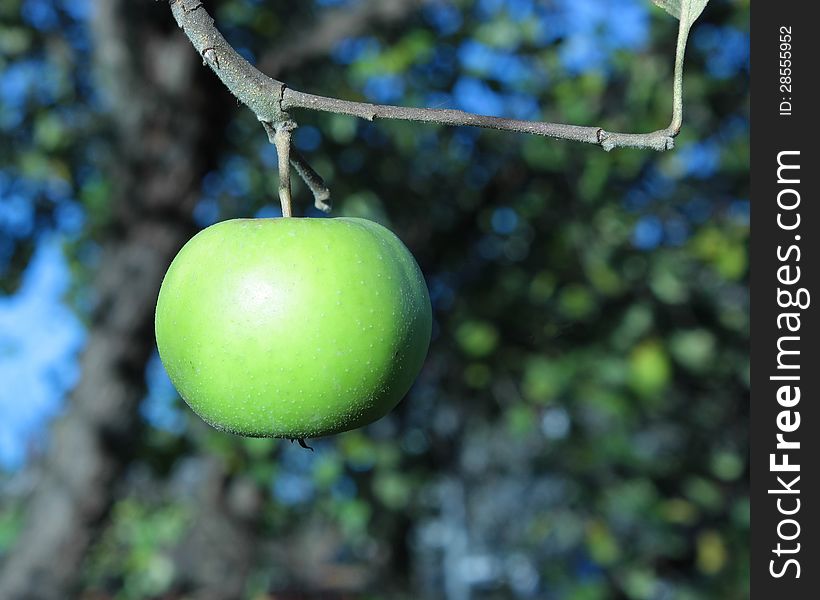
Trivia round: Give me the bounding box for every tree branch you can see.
[169,0,285,124]
[280,89,675,152]
[169,0,693,208]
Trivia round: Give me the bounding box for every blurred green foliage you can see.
[0,0,749,598]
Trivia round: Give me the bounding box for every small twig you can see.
[169,0,285,123]
[290,150,331,212]
[669,4,693,134]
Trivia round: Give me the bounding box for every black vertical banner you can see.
[751,2,820,597]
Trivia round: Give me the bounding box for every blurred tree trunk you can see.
[0,1,427,597]
[170,458,264,599]
[0,2,229,598]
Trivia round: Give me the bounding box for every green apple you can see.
[155,217,432,440]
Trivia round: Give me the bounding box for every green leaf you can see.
[455,320,499,358]
[696,530,728,574]
[651,0,710,27]
[629,340,671,397]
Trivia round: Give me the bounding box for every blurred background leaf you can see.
[0,0,748,598]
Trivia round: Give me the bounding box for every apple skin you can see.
[155,217,432,439]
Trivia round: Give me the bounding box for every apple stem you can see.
[270,121,296,217]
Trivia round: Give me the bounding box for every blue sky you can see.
[0,237,85,469]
